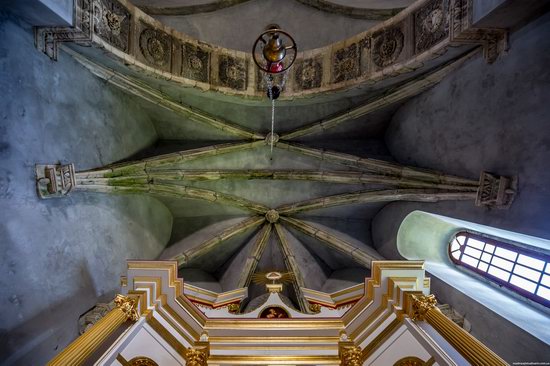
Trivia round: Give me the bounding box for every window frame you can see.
[449,230,550,308]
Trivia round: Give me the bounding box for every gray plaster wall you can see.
[372,11,550,363]
[0,14,172,366]
[152,0,380,51]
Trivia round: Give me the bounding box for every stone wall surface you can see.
[374,11,550,363]
[0,13,172,366]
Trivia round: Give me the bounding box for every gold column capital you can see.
[184,347,209,366]
[339,341,363,366]
[114,294,139,321]
[410,294,437,321]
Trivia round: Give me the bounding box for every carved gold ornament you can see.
[340,345,363,366]
[114,294,139,321]
[184,348,209,366]
[410,294,437,321]
[128,356,159,366]
[309,302,321,313]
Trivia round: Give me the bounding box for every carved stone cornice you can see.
[35,0,509,98]
[449,0,507,63]
[475,171,517,209]
[35,0,93,60]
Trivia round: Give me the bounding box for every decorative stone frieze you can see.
[218,54,247,90]
[332,43,361,83]
[475,171,517,209]
[294,56,323,90]
[93,0,131,52]
[181,43,211,82]
[35,0,509,96]
[138,26,172,69]
[414,0,449,53]
[371,26,405,68]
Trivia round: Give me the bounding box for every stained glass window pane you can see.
[478,262,489,272]
[491,257,514,272]
[481,253,492,263]
[464,246,482,259]
[537,286,550,301]
[510,275,537,293]
[495,247,518,261]
[488,266,510,282]
[517,254,545,271]
[514,264,541,283]
[468,238,486,250]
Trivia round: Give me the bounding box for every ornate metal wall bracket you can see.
[35,163,76,198]
[475,171,518,209]
[449,0,508,63]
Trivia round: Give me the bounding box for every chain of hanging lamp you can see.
[252,26,297,159]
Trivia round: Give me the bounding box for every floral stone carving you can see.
[139,27,172,68]
[294,56,323,90]
[332,43,360,83]
[372,26,404,68]
[219,54,247,90]
[415,0,449,53]
[182,43,210,83]
[93,0,131,52]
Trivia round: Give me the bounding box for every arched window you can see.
[449,231,550,308]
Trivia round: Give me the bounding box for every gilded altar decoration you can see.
[260,306,290,319]
[394,356,426,366]
[372,26,404,68]
[227,303,240,314]
[309,302,321,313]
[410,294,437,321]
[184,348,209,366]
[114,294,139,321]
[340,345,363,366]
[128,356,159,366]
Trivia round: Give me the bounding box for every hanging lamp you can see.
[252,25,297,157]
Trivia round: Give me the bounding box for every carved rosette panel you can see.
[372,26,404,68]
[415,0,449,53]
[294,56,323,90]
[139,26,172,69]
[181,43,210,83]
[332,43,361,83]
[218,54,247,90]
[93,0,131,52]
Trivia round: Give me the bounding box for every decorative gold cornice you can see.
[339,341,363,366]
[183,344,210,366]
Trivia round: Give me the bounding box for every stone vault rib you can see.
[276,189,477,215]
[237,223,273,289]
[169,216,266,267]
[76,183,270,214]
[280,217,382,269]
[280,50,478,141]
[76,142,265,178]
[63,46,265,141]
[279,50,477,141]
[276,142,479,186]
[114,169,479,191]
[274,223,310,313]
